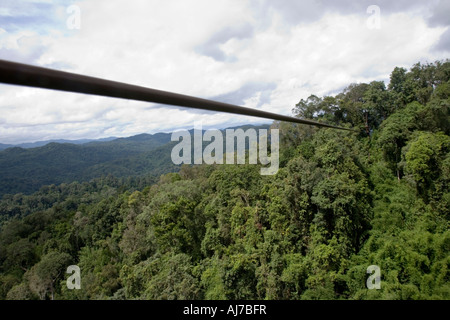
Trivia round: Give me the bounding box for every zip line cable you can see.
[0,59,355,131]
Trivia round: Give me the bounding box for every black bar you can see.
[0,299,438,318]
[0,59,355,131]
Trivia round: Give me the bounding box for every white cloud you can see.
[0,0,448,144]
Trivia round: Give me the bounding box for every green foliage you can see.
[0,134,175,197]
[404,132,449,189]
[26,251,72,300]
[0,60,448,300]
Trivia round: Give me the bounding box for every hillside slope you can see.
[0,133,173,196]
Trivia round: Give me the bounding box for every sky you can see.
[0,0,449,144]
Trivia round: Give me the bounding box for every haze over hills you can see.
[0,124,270,197]
[0,137,118,150]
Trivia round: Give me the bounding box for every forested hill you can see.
[0,132,174,196]
[0,125,271,197]
[0,60,448,300]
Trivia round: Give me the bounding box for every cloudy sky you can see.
[0,0,449,144]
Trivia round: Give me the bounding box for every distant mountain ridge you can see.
[0,137,119,150]
[0,124,270,197]
[0,132,175,196]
